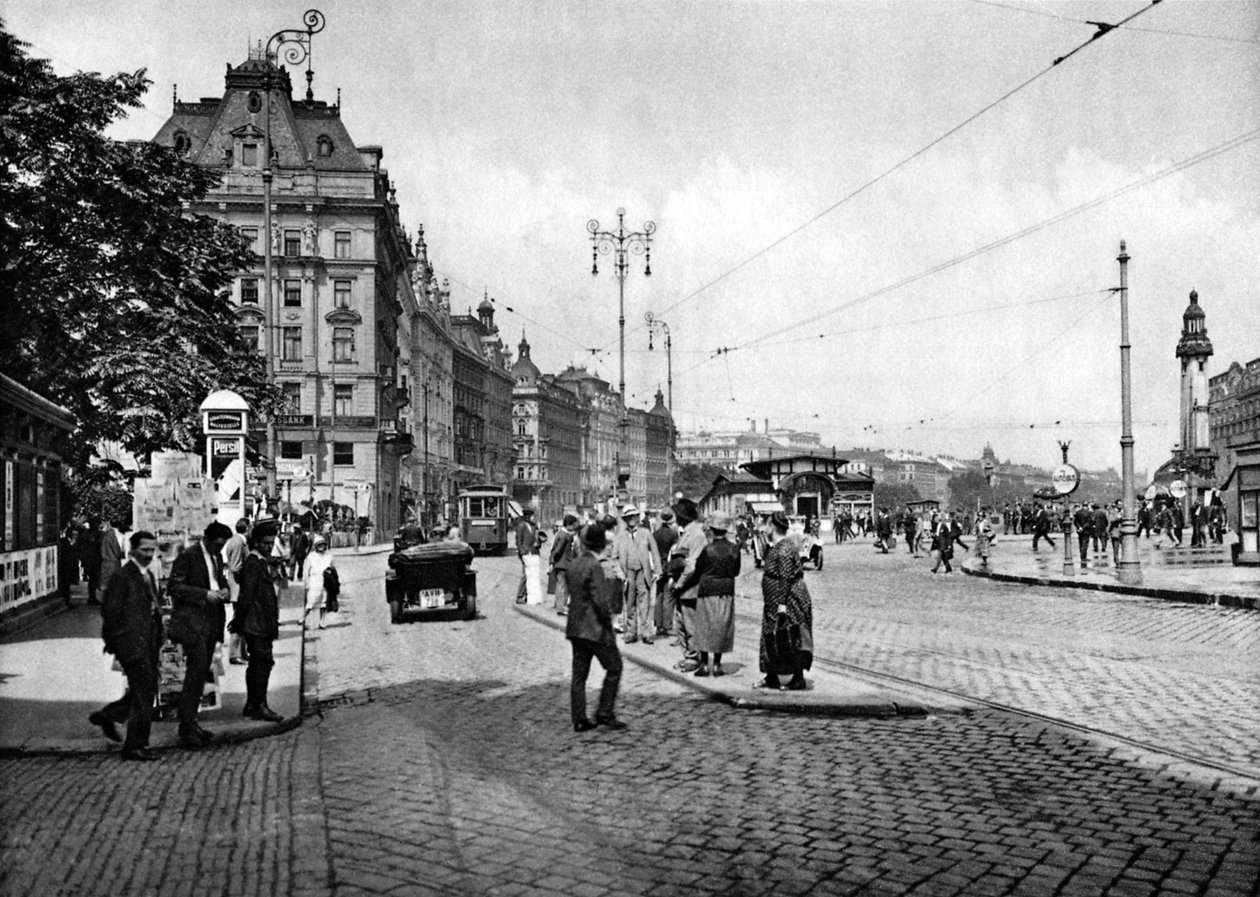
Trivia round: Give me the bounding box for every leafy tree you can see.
[946,469,1024,511]
[873,480,922,509]
[0,23,284,472]
[673,462,729,501]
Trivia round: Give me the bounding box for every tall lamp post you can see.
[262,9,326,504]
[645,311,674,503]
[588,208,655,495]
[1114,241,1143,585]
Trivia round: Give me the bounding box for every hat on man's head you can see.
[659,509,674,523]
[621,504,641,519]
[672,497,698,524]
[769,510,791,532]
[581,522,607,552]
[522,506,536,517]
[562,513,578,527]
[707,511,732,534]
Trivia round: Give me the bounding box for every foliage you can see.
[65,474,133,526]
[0,24,285,470]
[945,469,1024,511]
[872,480,923,510]
[672,463,729,501]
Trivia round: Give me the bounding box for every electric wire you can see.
[641,0,1166,333]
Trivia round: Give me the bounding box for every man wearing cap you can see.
[668,497,706,672]
[515,507,541,604]
[565,522,625,732]
[613,505,661,645]
[652,509,678,636]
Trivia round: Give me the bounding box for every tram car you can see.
[457,485,512,555]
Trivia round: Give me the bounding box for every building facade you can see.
[510,335,583,522]
[152,55,414,533]
[448,301,514,495]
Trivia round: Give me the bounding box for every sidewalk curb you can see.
[961,560,1260,610]
[0,715,303,758]
[513,603,930,719]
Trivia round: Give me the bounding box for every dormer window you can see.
[241,142,259,167]
[173,131,191,155]
[316,135,334,157]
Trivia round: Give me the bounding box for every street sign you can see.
[1169,479,1188,499]
[1051,464,1079,496]
[275,460,309,480]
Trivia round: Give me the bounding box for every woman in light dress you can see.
[302,535,335,629]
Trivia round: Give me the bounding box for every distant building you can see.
[1210,356,1260,562]
[449,300,514,493]
[511,334,583,523]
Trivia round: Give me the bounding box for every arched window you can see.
[317,135,334,157]
[173,131,191,155]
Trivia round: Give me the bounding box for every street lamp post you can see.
[262,9,326,505]
[1114,241,1143,585]
[588,208,655,496]
[645,311,674,504]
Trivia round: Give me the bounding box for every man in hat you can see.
[668,497,706,672]
[515,507,541,604]
[565,522,625,732]
[613,505,661,645]
[652,509,678,636]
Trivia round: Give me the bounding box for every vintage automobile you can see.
[385,540,477,623]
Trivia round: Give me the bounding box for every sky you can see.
[6,0,1259,477]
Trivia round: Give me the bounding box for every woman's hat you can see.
[671,497,698,524]
[707,511,732,534]
[313,536,328,548]
[770,510,790,532]
[621,504,641,519]
[581,522,607,551]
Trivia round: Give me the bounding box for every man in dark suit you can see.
[233,522,283,722]
[99,517,130,596]
[89,530,163,761]
[167,521,232,749]
[565,522,625,733]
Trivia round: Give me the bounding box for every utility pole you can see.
[1115,241,1143,585]
[588,208,655,498]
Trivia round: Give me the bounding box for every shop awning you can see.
[748,501,783,514]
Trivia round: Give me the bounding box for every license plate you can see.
[419,589,445,609]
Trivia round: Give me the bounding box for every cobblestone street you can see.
[2,545,1258,896]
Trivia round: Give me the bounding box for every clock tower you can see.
[1176,290,1213,456]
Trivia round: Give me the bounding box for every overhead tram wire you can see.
[641,0,1167,332]
[969,0,1260,45]
[703,126,1260,366]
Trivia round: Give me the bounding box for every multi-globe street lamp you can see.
[262,9,326,502]
[1114,241,1143,585]
[645,311,674,503]
[588,208,655,495]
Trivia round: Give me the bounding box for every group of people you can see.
[530,498,815,733]
[84,516,337,760]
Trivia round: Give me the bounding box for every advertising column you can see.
[200,391,250,531]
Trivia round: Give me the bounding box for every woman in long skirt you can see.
[302,536,335,629]
[674,512,740,677]
[759,511,813,690]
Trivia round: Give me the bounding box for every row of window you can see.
[235,227,353,259]
[240,277,354,308]
[238,325,356,362]
[278,382,355,416]
[278,440,354,466]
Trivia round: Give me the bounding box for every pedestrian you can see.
[975,509,996,568]
[231,522,284,722]
[565,522,626,733]
[515,507,541,605]
[88,530,164,760]
[1074,503,1093,569]
[931,512,960,574]
[673,512,739,677]
[289,524,310,581]
[223,518,250,665]
[903,505,918,556]
[613,505,662,645]
[167,521,232,750]
[1108,502,1123,564]
[1092,503,1109,556]
[875,508,892,553]
[302,535,335,629]
[1031,503,1056,551]
[1137,500,1153,539]
[668,498,706,673]
[99,516,130,596]
[58,523,79,606]
[651,509,678,636]
[549,514,579,615]
[80,516,103,605]
[757,511,812,691]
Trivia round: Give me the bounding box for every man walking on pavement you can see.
[289,524,309,581]
[167,521,232,750]
[515,507,541,604]
[566,522,625,732]
[613,505,662,645]
[550,514,578,615]
[1032,503,1056,551]
[223,518,250,664]
[89,531,164,761]
[232,522,284,722]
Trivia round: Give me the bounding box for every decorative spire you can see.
[519,330,531,359]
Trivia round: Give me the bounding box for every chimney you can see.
[764,418,769,434]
